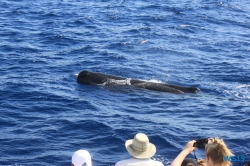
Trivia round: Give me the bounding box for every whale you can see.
[77,70,200,94]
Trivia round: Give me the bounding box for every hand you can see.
[184,140,198,153]
[170,140,198,166]
[208,137,214,144]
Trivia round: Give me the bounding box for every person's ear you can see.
[206,156,210,163]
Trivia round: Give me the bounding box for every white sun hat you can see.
[125,133,156,159]
[72,149,92,166]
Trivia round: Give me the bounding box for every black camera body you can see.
[193,138,208,148]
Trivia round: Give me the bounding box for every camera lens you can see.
[193,138,208,148]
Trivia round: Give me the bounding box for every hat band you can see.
[131,143,148,152]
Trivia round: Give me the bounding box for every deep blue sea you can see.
[0,0,249,166]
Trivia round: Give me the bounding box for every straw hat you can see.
[125,133,156,159]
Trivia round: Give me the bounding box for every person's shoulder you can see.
[150,159,164,166]
[115,158,164,166]
[115,158,133,166]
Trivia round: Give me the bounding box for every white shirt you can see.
[115,158,164,166]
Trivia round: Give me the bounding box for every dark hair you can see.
[181,158,197,166]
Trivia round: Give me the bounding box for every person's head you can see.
[72,149,92,166]
[181,158,198,166]
[244,160,250,166]
[205,138,233,166]
[125,133,156,159]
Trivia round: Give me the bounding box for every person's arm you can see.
[170,140,197,166]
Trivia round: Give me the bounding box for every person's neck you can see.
[132,157,150,160]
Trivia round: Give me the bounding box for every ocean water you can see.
[0,0,249,166]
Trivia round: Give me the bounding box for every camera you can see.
[193,138,208,148]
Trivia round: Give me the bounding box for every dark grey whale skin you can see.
[77,70,200,94]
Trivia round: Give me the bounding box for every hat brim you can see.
[125,139,156,159]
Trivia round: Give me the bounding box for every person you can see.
[181,158,205,166]
[171,138,233,166]
[72,149,92,166]
[181,158,197,166]
[245,160,250,166]
[115,133,164,166]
